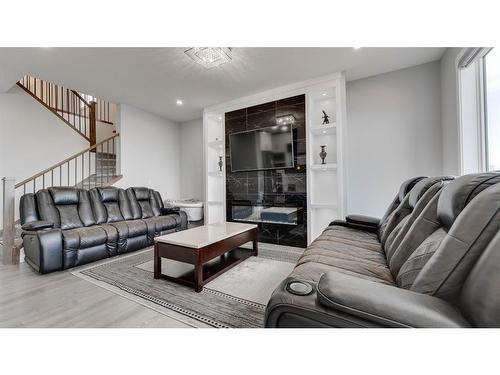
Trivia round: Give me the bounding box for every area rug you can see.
[72,244,303,328]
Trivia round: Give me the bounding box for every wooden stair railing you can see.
[17,76,114,145]
[15,133,121,194]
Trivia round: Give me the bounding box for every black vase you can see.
[319,146,327,164]
[218,156,223,171]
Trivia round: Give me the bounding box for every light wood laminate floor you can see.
[0,259,192,328]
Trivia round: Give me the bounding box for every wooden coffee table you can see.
[154,222,258,292]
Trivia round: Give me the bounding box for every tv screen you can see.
[229,125,294,172]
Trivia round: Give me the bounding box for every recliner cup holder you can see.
[286,280,313,296]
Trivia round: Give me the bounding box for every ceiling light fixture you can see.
[276,114,296,126]
[184,47,232,69]
[176,99,183,105]
[353,46,362,50]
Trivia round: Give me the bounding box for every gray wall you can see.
[179,118,204,200]
[346,61,443,217]
[115,104,181,201]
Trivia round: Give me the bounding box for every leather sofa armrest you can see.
[21,220,54,231]
[317,271,470,328]
[329,220,378,234]
[22,228,63,274]
[177,210,188,230]
[345,214,380,227]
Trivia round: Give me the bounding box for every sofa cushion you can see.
[290,260,395,286]
[305,234,385,266]
[50,187,79,205]
[411,181,500,302]
[384,180,449,263]
[63,226,108,250]
[44,188,96,229]
[322,225,381,250]
[438,173,500,229]
[291,225,394,285]
[142,215,178,236]
[127,187,161,219]
[111,219,148,237]
[396,228,446,289]
[62,225,115,268]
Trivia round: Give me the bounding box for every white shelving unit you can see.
[203,111,226,224]
[203,72,347,244]
[306,78,347,243]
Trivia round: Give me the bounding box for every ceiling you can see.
[0,47,446,122]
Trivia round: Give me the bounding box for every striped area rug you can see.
[72,244,303,328]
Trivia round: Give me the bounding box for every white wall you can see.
[96,120,116,144]
[345,61,443,217]
[0,85,89,228]
[179,118,203,200]
[114,104,181,201]
[440,48,462,175]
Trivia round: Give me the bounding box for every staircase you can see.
[76,152,119,189]
[17,75,114,145]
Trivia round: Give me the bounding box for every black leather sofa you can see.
[20,186,187,274]
[265,172,500,327]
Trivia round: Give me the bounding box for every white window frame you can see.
[457,47,493,175]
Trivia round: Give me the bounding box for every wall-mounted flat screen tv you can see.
[229,125,295,172]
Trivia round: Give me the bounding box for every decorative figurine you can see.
[218,156,223,171]
[321,110,330,125]
[319,146,327,164]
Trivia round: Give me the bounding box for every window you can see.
[483,48,500,171]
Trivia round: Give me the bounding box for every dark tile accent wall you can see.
[225,94,307,248]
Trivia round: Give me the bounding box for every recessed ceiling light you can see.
[322,93,327,96]
[176,99,183,105]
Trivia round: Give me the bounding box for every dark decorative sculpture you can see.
[319,146,327,164]
[321,110,330,125]
[218,156,223,171]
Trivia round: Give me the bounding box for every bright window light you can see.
[484,48,500,171]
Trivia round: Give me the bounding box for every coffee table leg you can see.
[194,260,203,293]
[154,243,161,279]
[253,229,259,256]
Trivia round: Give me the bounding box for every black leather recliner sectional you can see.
[265,172,500,327]
[20,186,187,273]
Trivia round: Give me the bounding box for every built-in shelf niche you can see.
[204,111,225,224]
[306,80,346,244]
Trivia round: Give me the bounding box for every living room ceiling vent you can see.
[184,47,232,69]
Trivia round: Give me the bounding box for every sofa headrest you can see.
[98,187,120,203]
[398,176,426,201]
[438,172,500,229]
[131,187,150,201]
[408,176,454,208]
[48,187,80,205]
